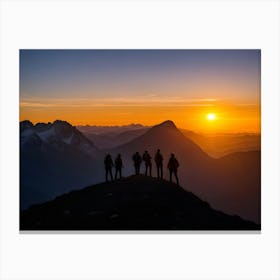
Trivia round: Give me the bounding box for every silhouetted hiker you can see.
[155,149,163,179]
[143,150,152,176]
[167,153,179,185]
[104,154,113,182]
[132,152,142,175]
[115,154,123,180]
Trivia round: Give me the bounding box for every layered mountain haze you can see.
[78,127,149,150]
[77,123,147,136]
[78,124,260,158]
[181,129,261,158]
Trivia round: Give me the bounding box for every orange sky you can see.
[20,96,260,133]
[20,50,261,133]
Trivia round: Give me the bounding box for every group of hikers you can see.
[104,149,180,185]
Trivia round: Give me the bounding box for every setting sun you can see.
[207,113,216,121]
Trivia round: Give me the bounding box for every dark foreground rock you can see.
[20,175,260,231]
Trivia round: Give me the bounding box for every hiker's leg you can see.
[175,170,179,185]
[105,169,108,182]
[110,169,113,181]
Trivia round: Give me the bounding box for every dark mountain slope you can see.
[207,151,261,223]
[20,175,260,230]
[109,120,260,223]
[114,120,209,163]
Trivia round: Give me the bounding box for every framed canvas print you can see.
[19,49,261,231]
[1,0,280,280]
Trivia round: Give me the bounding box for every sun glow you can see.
[207,113,216,121]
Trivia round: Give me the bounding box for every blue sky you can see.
[20,49,260,100]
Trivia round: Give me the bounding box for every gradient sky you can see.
[20,50,261,132]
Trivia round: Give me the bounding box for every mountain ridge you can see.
[112,118,209,161]
[20,175,260,230]
[20,119,98,155]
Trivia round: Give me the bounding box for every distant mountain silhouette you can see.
[78,122,260,156]
[181,129,261,158]
[20,120,104,210]
[109,120,260,223]
[112,120,208,161]
[80,127,149,149]
[20,175,260,230]
[77,123,148,136]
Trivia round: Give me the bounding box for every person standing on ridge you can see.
[155,149,163,179]
[114,154,123,180]
[104,154,114,182]
[167,153,179,186]
[142,150,152,176]
[132,152,142,175]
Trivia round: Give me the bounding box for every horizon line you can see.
[20,119,261,134]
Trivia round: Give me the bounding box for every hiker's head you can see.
[145,150,147,153]
[118,153,121,157]
[171,153,175,157]
[157,149,160,153]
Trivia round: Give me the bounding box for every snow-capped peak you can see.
[20,120,98,155]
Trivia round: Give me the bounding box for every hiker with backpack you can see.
[132,152,142,175]
[167,153,179,186]
[104,154,114,182]
[114,154,123,180]
[142,150,152,176]
[155,149,163,179]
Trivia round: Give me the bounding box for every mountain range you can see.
[78,127,150,149]
[77,123,147,136]
[20,119,260,224]
[20,120,104,209]
[77,124,260,158]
